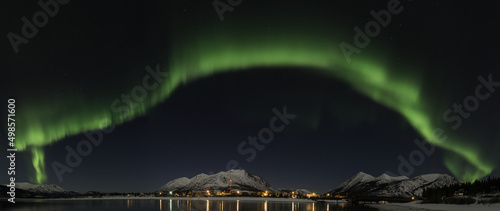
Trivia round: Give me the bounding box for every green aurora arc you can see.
[16,24,494,184]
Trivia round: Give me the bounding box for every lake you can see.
[1,198,379,211]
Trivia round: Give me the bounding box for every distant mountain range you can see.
[160,169,275,193]
[0,182,78,197]
[327,172,463,198]
[14,182,68,193]
[1,170,463,198]
[159,170,462,198]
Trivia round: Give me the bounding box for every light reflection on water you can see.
[4,199,377,211]
[156,199,371,211]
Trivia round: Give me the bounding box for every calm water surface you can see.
[2,198,379,211]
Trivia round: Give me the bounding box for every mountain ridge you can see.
[329,172,463,198]
[160,169,275,193]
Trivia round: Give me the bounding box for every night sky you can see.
[1,0,500,193]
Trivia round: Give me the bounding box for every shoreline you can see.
[12,196,348,203]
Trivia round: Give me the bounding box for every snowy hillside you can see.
[7,182,68,194]
[329,172,462,198]
[160,177,191,191]
[160,169,274,193]
[16,182,66,193]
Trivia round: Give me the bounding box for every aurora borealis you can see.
[2,0,499,192]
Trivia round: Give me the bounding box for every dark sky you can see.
[1,0,500,193]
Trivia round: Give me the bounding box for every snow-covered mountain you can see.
[0,182,78,197]
[14,182,68,194]
[160,169,274,193]
[329,172,462,198]
[161,177,192,191]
